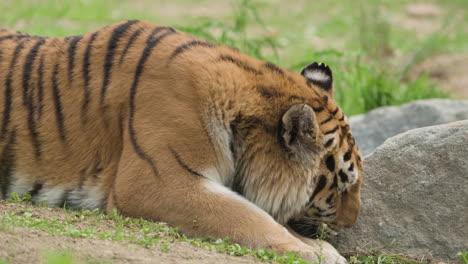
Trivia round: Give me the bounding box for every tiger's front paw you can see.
[315,246,347,264]
[301,240,347,264]
[299,247,347,264]
[277,242,347,264]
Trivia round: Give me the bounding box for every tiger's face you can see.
[286,63,364,237]
[228,61,363,238]
[287,108,363,237]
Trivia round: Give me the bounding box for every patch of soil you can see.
[409,54,468,98]
[124,0,232,23]
[395,3,444,36]
[0,202,260,264]
[406,3,442,18]
[395,3,467,98]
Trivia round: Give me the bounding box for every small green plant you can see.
[347,251,424,264]
[7,192,32,203]
[43,251,74,264]
[357,1,393,59]
[459,252,468,264]
[1,203,309,264]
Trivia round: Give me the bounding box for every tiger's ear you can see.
[301,62,333,98]
[281,104,319,154]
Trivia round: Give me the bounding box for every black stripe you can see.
[340,129,355,148]
[324,138,334,148]
[343,149,352,161]
[311,204,326,213]
[264,62,284,75]
[0,131,16,199]
[257,86,282,99]
[119,28,143,64]
[101,20,139,106]
[338,169,349,183]
[82,31,98,124]
[329,174,338,190]
[23,39,45,105]
[338,115,345,121]
[67,36,83,83]
[37,55,45,120]
[28,183,43,197]
[324,125,339,135]
[218,55,262,75]
[348,163,354,172]
[325,155,335,172]
[26,105,42,160]
[52,63,66,141]
[320,115,333,125]
[309,174,327,203]
[2,41,26,140]
[128,27,176,177]
[169,147,204,177]
[331,107,339,116]
[340,125,350,136]
[310,87,321,97]
[312,106,324,113]
[0,34,29,42]
[314,212,336,218]
[229,114,240,162]
[23,39,46,160]
[229,139,237,161]
[325,193,334,204]
[169,40,215,61]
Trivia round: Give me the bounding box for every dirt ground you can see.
[0,229,262,264]
[0,201,261,264]
[410,54,468,98]
[403,3,468,99]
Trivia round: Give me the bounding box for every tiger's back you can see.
[0,20,314,209]
[0,21,201,207]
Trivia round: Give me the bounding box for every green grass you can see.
[0,0,463,116]
[2,201,467,264]
[0,203,309,264]
[42,250,111,264]
[43,252,74,264]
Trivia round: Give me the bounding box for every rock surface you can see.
[349,99,468,156]
[336,120,468,260]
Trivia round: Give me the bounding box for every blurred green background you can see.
[1,0,467,116]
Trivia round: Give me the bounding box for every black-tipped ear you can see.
[301,62,333,96]
[281,104,318,154]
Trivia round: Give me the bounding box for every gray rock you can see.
[336,120,468,260]
[349,99,468,156]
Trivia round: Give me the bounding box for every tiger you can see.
[0,20,363,263]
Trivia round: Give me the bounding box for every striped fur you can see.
[0,21,362,263]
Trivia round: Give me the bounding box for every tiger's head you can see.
[285,63,364,237]
[227,60,363,237]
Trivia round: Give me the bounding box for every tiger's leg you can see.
[288,227,347,264]
[106,148,339,263]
